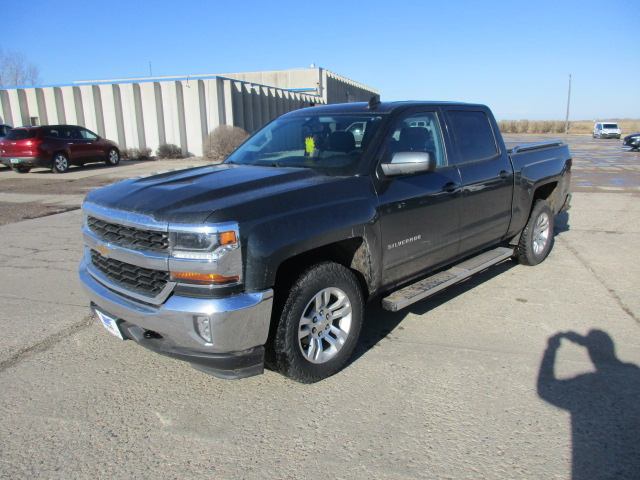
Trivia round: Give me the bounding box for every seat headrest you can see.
[327,131,356,152]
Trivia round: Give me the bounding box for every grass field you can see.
[498,119,640,135]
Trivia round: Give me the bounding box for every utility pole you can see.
[564,73,572,135]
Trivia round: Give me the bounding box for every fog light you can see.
[195,316,212,343]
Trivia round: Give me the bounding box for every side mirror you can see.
[381,151,437,176]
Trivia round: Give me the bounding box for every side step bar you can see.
[381,247,515,312]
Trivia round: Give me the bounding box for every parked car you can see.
[0,125,12,168]
[0,125,120,173]
[593,122,622,139]
[80,100,572,383]
[0,124,12,138]
[622,132,640,151]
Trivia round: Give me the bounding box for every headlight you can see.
[170,230,237,260]
[168,222,242,286]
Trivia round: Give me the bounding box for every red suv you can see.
[0,125,120,173]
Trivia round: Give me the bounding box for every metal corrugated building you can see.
[0,68,378,157]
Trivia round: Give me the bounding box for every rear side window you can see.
[43,128,61,138]
[4,130,36,140]
[447,110,498,164]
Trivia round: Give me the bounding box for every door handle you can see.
[499,170,510,178]
[443,182,460,193]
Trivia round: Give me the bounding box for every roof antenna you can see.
[367,94,381,110]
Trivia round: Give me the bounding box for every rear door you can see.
[444,108,513,254]
[375,109,462,286]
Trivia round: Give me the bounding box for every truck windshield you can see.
[224,113,385,175]
[603,124,619,129]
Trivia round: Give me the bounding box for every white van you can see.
[593,122,622,139]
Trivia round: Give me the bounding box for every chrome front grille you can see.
[87,216,169,252]
[90,250,169,298]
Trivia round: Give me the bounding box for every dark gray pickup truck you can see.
[79,100,572,383]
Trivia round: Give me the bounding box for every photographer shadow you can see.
[537,330,640,479]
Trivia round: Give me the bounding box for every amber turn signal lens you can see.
[219,231,237,245]
[171,272,239,284]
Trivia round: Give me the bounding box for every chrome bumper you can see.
[79,256,274,379]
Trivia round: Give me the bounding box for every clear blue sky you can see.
[4,0,639,121]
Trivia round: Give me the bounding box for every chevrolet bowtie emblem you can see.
[96,243,113,258]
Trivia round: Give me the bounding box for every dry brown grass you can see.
[498,119,640,135]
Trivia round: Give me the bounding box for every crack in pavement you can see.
[0,316,94,374]
[557,235,639,325]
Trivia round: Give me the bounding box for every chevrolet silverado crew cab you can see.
[79,99,572,383]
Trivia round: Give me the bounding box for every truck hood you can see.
[84,164,345,224]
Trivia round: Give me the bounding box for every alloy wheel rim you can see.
[298,287,352,364]
[55,155,67,170]
[532,212,550,255]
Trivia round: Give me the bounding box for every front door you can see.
[76,127,104,161]
[375,111,462,287]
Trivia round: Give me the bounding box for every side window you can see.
[57,127,75,139]
[447,110,498,164]
[388,112,447,168]
[79,128,98,140]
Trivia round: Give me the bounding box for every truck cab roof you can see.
[289,100,488,116]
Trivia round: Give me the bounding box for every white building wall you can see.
[182,79,205,156]
[139,82,160,150]
[42,87,59,124]
[78,85,99,134]
[118,83,140,150]
[60,87,77,125]
[5,89,22,126]
[0,69,377,157]
[160,81,182,149]
[98,84,120,144]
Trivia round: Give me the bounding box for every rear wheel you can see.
[514,199,554,266]
[105,148,120,166]
[273,262,364,383]
[12,166,31,174]
[51,153,69,173]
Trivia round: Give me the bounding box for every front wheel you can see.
[514,199,554,266]
[51,153,69,173]
[273,262,364,383]
[105,148,120,166]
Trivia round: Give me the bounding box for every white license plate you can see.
[10,158,19,164]
[95,309,124,340]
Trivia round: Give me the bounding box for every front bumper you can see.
[79,256,274,379]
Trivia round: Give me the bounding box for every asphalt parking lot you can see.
[0,135,638,479]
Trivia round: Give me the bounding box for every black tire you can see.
[12,166,31,174]
[51,152,69,173]
[514,199,554,266]
[273,262,364,383]
[105,148,120,166]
